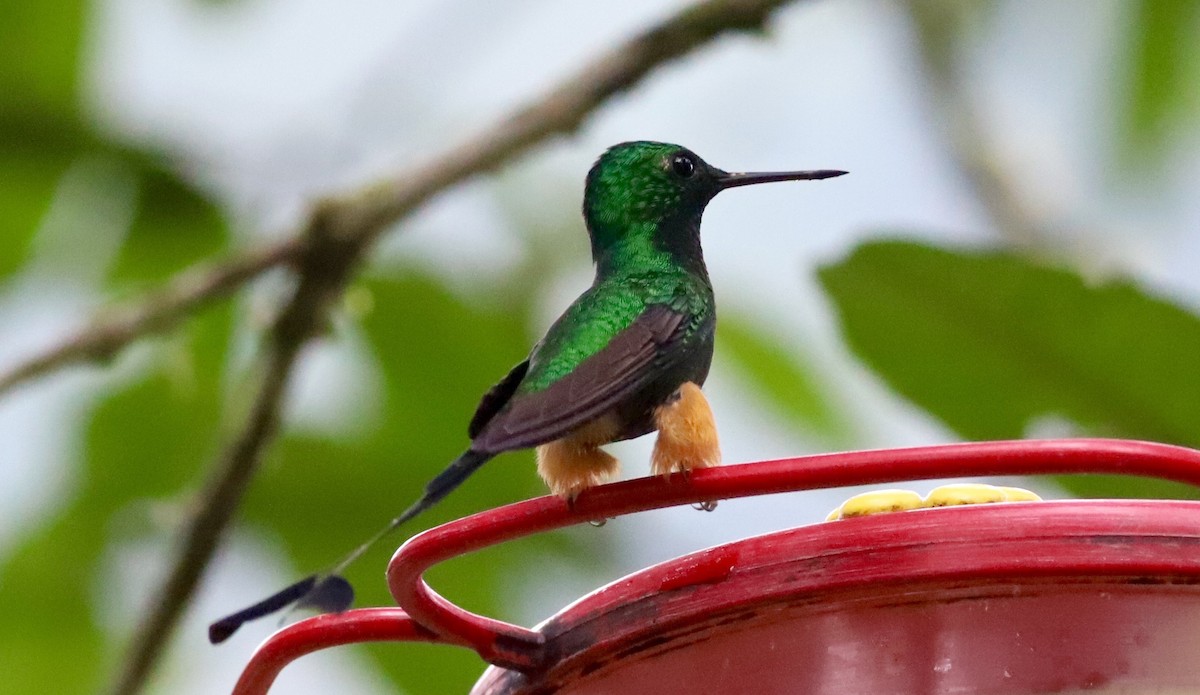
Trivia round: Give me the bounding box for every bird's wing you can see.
[467,359,529,439]
[472,303,688,452]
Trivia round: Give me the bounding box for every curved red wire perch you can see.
[231,609,441,694]
[231,438,1200,694]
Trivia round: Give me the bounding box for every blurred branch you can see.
[904,0,1053,248]
[105,213,355,695]
[103,1,807,694]
[0,239,300,395]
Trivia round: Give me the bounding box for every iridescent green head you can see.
[583,142,721,234]
[582,141,845,271]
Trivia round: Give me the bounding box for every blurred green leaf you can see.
[717,316,848,443]
[1117,0,1200,163]
[110,160,229,284]
[0,155,69,277]
[0,0,90,278]
[0,0,224,286]
[819,239,1200,498]
[0,1,86,116]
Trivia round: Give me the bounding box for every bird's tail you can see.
[208,449,493,644]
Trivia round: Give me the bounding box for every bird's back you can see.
[522,268,714,396]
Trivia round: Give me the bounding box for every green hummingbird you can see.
[210,141,845,643]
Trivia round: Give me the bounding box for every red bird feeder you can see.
[231,439,1200,694]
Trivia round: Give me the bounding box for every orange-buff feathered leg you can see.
[536,417,621,500]
[651,382,721,478]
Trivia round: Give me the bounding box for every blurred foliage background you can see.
[1,1,1198,694]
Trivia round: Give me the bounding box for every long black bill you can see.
[717,169,847,189]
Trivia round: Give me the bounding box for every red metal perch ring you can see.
[231,608,440,695]
[387,438,1200,668]
[232,438,1200,694]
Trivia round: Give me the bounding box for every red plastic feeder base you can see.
[231,439,1200,695]
[474,501,1200,694]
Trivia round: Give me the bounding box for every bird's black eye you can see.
[671,154,696,178]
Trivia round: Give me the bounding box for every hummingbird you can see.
[209,141,845,643]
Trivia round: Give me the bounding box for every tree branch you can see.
[0,239,302,396]
[102,2,805,694]
[104,211,355,695]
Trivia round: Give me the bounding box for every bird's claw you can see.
[692,500,719,512]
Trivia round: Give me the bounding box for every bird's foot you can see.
[651,382,721,479]
[692,500,719,512]
[565,495,611,526]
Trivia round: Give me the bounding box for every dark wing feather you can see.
[467,359,529,439]
[473,304,686,452]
